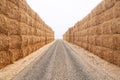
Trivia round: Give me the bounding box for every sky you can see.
[26,0,102,39]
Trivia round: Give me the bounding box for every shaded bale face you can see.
[0,51,10,69]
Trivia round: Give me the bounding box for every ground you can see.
[0,40,120,80]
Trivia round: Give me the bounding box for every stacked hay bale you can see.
[0,0,54,69]
[63,0,120,66]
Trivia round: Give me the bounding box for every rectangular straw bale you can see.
[6,18,20,35]
[100,35,114,49]
[95,35,103,47]
[111,18,120,34]
[9,49,22,63]
[88,27,97,36]
[27,16,34,27]
[6,1,20,20]
[113,51,120,66]
[8,0,19,6]
[35,22,41,29]
[31,27,36,35]
[96,24,103,35]
[103,0,116,10]
[28,36,34,45]
[21,46,29,57]
[0,34,9,51]
[88,44,95,53]
[90,17,97,26]
[113,34,120,50]
[9,35,21,49]
[21,35,28,47]
[81,29,88,36]
[35,13,40,21]
[18,0,28,12]
[29,27,36,35]
[94,2,105,15]
[82,42,88,50]
[113,1,120,18]
[0,15,20,35]
[20,23,29,35]
[92,45,103,57]
[104,7,114,22]
[0,0,6,14]
[96,12,105,24]
[101,20,112,34]
[91,9,97,18]
[36,42,42,49]
[19,9,28,23]
[34,36,41,44]
[0,14,8,35]
[87,44,92,52]
[27,5,36,19]
[0,51,10,69]
[100,47,114,62]
[88,35,96,45]
[32,36,37,44]
[82,36,88,43]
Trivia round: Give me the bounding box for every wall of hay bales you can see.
[0,0,54,69]
[63,0,120,66]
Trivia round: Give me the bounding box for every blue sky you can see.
[26,0,102,39]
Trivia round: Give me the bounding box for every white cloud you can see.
[26,0,102,39]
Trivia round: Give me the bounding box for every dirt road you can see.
[12,40,114,80]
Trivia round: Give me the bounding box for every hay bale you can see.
[19,9,28,23]
[113,34,120,50]
[88,35,96,45]
[97,12,105,24]
[21,46,29,57]
[29,27,36,35]
[100,35,114,49]
[113,1,120,18]
[0,34,9,51]
[96,24,103,35]
[8,0,19,5]
[27,27,36,35]
[0,14,8,35]
[35,13,40,21]
[20,23,29,35]
[27,16,34,27]
[101,47,114,62]
[6,1,20,20]
[113,51,120,66]
[33,36,41,44]
[9,35,21,49]
[35,28,39,36]
[0,0,6,14]
[28,36,34,45]
[104,7,114,22]
[0,14,20,35]
[6,18,20,35]
[94,2,105,15]
[21,35,28,47]
[88,27,97,36]
[0,51,10,69]
[103,0,116,10]
[95,35,104,47]
[81,42,88,50]
[82,36,88,43]
[90,17,97,26]
[111,18,120,34]
[9,49,22,63]
[18,0,28,12]
[101,20,112,34]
